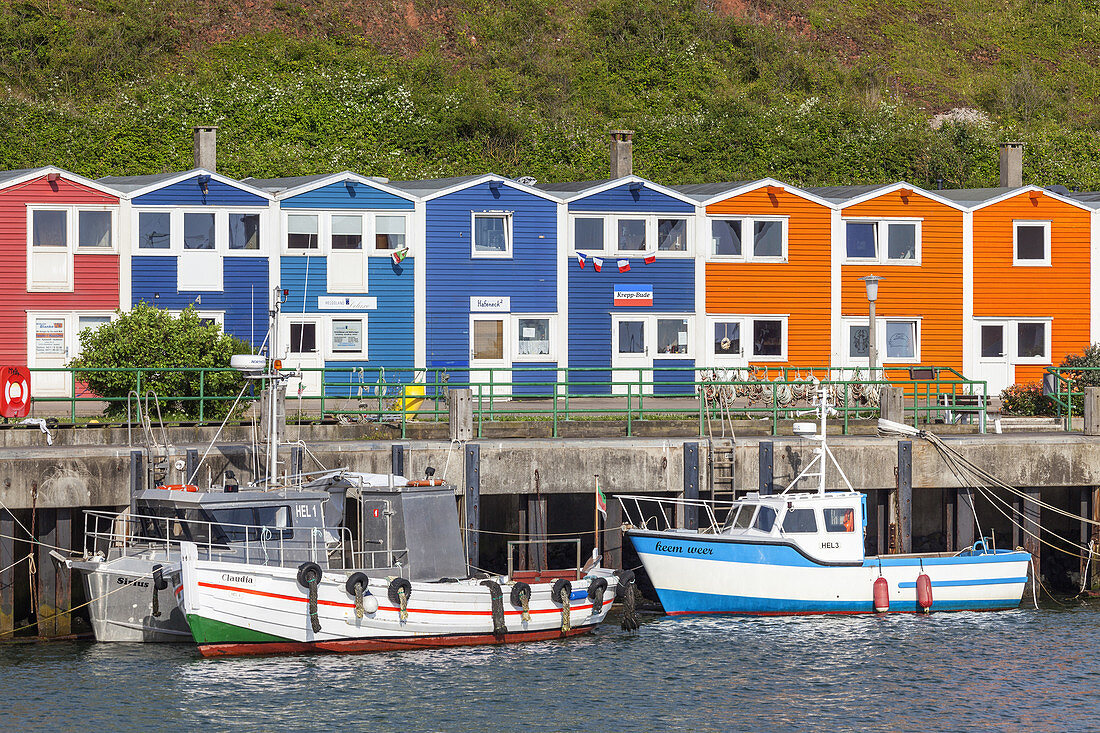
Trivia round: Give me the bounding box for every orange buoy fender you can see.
[916,573,933,613]
[873,576,890,613]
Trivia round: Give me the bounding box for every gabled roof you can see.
[97,169,274,200]
[0,166,122,198]
[936,185,1093,212]
[535,179,614,196]
[246,171,417,202]
[1069,191,1100,208]
[669,181,757,202]
[388,174,559,203]
[535,175,697,206]
[804,181,968,212]
[801,184,889,204]
[243,174,333,194]
[672,178,836,209]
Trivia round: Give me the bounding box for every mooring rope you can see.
[397,586,409,623]
[559,587,571,633]
[480,579,507,637]
[306,576,321,633]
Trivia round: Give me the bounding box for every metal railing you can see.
[1044,366,1100,430]
[506,538,583,581]
[22,364,988,437]
[617,494,737,535]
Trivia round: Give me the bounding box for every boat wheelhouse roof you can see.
[135,487,332,505]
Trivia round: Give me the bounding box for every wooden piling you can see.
[1084,387,1100,436]
[683,442,699,530]
[876,491,888,555]
[54,508,71,636]
[390,443,406,477]
[1081,487,1092,586]
[603,497,623,571]
[957,488,976,550]
[36,508,57,637]
[464,444,480,572]
[897,441,913,554]
[944,489,957,552]
[1022,488,1041,570]
[0,510,14,636]
[880,386,905,425]
[1092,487,1100,591]
[527,495,548,572]
[758,441,773,495]
[449,389,473,442]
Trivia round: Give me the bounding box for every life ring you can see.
[587,577,608,600]
[387,577,412,605]
[551,578,572,604]
[296,562,323,588]
[345,572,370,596]
[159,484,199,492]
[405,479,446,487]
[509,581,532,607]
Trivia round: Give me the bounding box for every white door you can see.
[611,315,651,395]
[470,315,511,400]
[281,317,324,397]
[976,321,1014,396]
[28,314,71,397]
[707,318,747,369]
[327,214,368,292]
[178,212,223,291]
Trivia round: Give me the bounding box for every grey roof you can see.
[935,187,1019,205]
[98,171,191,193]
[801,184,889,204]
[670,181,758,202]
[387,175,486,196]
[0,167,50,187]
[243,174,334,194]
[534,179,613,196]
[1068,191,1100,207]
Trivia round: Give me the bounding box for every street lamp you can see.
[859,275,883,377]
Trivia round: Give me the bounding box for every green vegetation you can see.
[68,303,253,418]
[2,0,1100,186]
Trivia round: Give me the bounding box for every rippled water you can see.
[3,601,1099,732]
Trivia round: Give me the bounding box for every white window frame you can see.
[745,315,788,362]
[841,316,922,365]
[569,213,694,257]
[134,207,267,257]
[512,314,557,362]
[1012,220,1051,266]
[469,313,511,365]
[27,205,118,292]
[1013,318,1052,364]
[26,310,116,363]
[167,309,226,328]
[843,218,922,265]
[652,315,694,359]
[470,211,513,259]
[707,216,789,262]
[706,316,748,362]
[706,316,788,362]
[281,210,410,257]
[326,315,369,360]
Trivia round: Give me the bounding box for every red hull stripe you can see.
[196,581,595,616]
[197,625,598,658]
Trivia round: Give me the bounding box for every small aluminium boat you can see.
[621,388,1032,616]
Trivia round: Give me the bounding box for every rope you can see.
[559,587,570,633]
[2,564,142,638]
[306,576,321,633]
[480,579,506,637]
[397,586,408,623]
[354,581,365,619]
[0,553,30,576]
[520,589,530,622]
[28,483,37,615]
[1081,541,1095,595]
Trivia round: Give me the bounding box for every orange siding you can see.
[973,192,1090,383]
[705,188,832,367]
[841,190,964,371]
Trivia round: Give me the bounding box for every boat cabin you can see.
[722,491,867,565]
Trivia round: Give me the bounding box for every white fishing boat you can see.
[175,476,621,657]
[621,388,1032,616]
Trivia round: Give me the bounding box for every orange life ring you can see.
[158,484,199,492]
[405,479,446,487]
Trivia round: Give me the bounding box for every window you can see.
[473,213,510,255]
[617,219,646,251]
[845,318,920,363]
[32,210,66,247]
[732,505,755,529]
[713,322,741,356]
[710,217,786,260]
[517,317,550,356]
[228,213,260,250]
[657,219,688,251]
[331,215,363,250]
[375,216,406,251]
[753,220,783,258]
[885,320,916,360]
[183,213,215,249]
[753,506,777,532]
[849,325,870,359]
[138,212,171,249]
[782,508,817,533]
[753,320,783,357]
[981,324,1004,359]
[845,220,920,262]
[289,322,318,354]
[1014,221,1050,265]
[1017,322,1047,359]
[656,318,689,355]
[574,217,604,251]
[331,319,364,354]
[288,214,319,250]
[472,319,505,360]
[617,320,645,354]
[78,212,112,248]
[824,508,855,533]
[712,220,742,256]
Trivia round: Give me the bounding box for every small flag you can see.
[644,251,656,264]
[592,256,603,272]
[391,247,409,265]
[617,259,630,273]
[576,252,586,269]
[596,476,607,519]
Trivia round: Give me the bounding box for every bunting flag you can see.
[576,252,586,269]
[644,251,656,264]
[592,256,603,272]
[391,247,409,265]
[617,259,631,273]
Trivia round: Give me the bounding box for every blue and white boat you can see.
[621,389,1032,616]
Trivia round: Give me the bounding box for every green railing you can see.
[1044,366,1100,430]
[19,364,988,438]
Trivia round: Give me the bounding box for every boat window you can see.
[824,508,856,533]
[782,508,818,533]
[208,507,256,543]
[752,506,777,532]
[255,506,293,540]
[732,505,755,529]
[206,506,294,542]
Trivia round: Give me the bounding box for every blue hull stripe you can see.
[898,576,1028,589]
[656,588,1022,615]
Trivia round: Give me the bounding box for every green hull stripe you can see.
[186,614,291,644]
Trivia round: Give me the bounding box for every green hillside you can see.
[2,0,1100,188]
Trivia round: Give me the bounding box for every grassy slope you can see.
[1,0,1099,187]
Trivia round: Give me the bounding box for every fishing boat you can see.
[174,474,621,657]
[620,387,1032,616]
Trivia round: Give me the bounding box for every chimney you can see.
[610,129,633,178]
[193,126,218,172]
[999,142,1023,188]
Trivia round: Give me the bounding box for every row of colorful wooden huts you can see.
[2,131,1094,399]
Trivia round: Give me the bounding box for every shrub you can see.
[1000,382,1055,417]
[68,302,254,419]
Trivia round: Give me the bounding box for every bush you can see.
[69,303,254,419]
[1000,382,1055,416]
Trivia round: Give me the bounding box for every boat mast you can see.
[267,285,284,487]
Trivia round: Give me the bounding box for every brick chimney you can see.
[193,126,218,172]
[999,142,1023,187]
[610,130,633,178]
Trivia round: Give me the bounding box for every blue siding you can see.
[512,362,558,397]
[132,257,269,349]
[653,358,695,396]
[567,183,694,213]
[133,176,268,206]
[568,261,696,395]
[424,181,558,372]
[321,362,415,399]
[281,181,414,210]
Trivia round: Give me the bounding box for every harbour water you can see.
[2,601,1098,732]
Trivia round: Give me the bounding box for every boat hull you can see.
[628,531,1030,615]
[72,557,191,642]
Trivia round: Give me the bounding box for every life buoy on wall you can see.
[405,479,446,487]
[158,484,199,492]
[0,366,31,418]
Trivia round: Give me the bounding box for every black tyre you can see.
[587,577,608,600]
[296,562,323,588]
[345,572,370,596]
[509,581,532,607]
[388,577,412,605]
[551,579,572,604]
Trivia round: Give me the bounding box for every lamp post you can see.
[860,275,883,378]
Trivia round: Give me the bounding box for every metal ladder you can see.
[708,439,737,523]
[128,390,173,488]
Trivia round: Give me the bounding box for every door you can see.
[611,315,651,395]
[281,317,323,396]
[470,315,511,400]
[29,314,71,397]
[177,212,223,291]
[976,321,1014,395]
